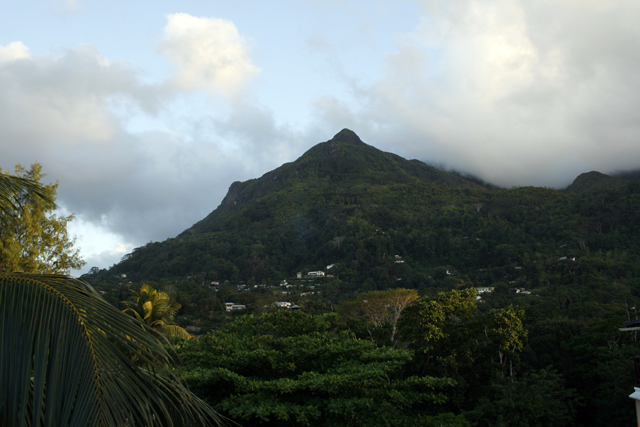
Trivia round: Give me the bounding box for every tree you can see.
[485,305,528,379]
[337,288,419,344]
[0,169,52,213]
[469,368,579,427]
[122,283,192,340]
[399,288,478,358]
[0,164,84,273]
[0,273,222,427]
[399,289,530,413]
[177,311,462,427]
[0,170,221,426]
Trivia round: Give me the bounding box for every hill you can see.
[565,171,625,193]
[96,129,640,300]
[183,129,483,236]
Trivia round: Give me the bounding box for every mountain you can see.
[612,168,640,183]
[565,171,625,193]
[102,129,640,300]
[183,129,483,236]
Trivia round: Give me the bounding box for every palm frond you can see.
[0,172,54,211]
[159,325,194,341]
[0,273,224,427]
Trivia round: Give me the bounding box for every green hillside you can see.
[564,171,624,193]
[184,128,483,235]
[102,129,640,298]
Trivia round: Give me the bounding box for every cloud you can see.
[313,0,640,188]
[0,39,303,273]
[63,0,79,12]
[0,41,30,63]
[0,43,159,154]
[160,13,260,102]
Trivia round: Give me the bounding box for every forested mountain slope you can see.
[107,130,640,300]
[564,171,625,193]
[183,128,483,235]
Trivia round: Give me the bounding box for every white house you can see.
[225,303,246,312]
[275,301,292,309]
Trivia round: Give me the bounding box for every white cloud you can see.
[0,43,160,155]
[0,41,30,63]
[64,0,79,12]
[314,0,640,188]
[0,39,303,271]
[160,13,260,102]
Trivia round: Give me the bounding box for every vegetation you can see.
[176,310,466,427]
[81,128,640,425]
[0,164,84,273]
[122,283,193,340]
[0,273,222,427]
[337,288,419,344]
[0,166,222,427]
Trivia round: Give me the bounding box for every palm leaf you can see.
[159,325,194,341]
[143,300,153,320]
[0,172,54,213]
[0,273,224,427]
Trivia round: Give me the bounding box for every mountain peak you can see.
[331,129,365,147]
[565,171,623,193]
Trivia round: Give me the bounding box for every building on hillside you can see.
[475,287,494,294]
[225,302,246,312]
[307,271,325,277]
[275,301,292,309]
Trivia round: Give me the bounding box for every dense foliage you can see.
[176,310,467,427]
[0,274,223,427]
[0,164,84,273]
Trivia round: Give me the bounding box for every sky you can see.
[1,0,639,275]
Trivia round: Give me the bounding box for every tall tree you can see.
[0,164,84,273]
[338,288,419,344]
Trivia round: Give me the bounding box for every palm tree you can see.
[0,273,223,427]
[122,283,193,340]
[0,172,223,426]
